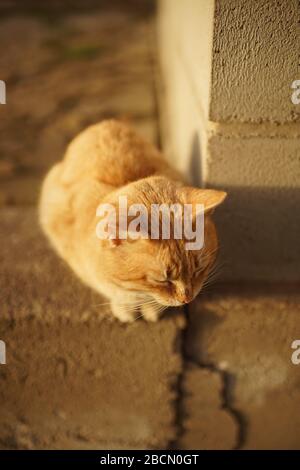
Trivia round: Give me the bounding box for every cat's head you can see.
[95,177,226,307]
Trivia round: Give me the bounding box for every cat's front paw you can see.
[110,302,136,323]
[140,304,161,322]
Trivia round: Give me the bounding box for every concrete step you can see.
[0,208,184,449]
[1,208,298,449]
[185,284,300,449]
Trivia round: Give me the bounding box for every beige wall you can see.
[158,0,300,280]
[158,0,214,183]
[210,0,299,123]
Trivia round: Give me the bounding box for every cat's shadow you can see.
[188,132,203,187]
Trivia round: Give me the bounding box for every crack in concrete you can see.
[172,306,247,450]
[221,370,247,449]
[168,309,187,450]
[194,362,247,450]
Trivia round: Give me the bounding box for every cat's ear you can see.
[180,187,227,214]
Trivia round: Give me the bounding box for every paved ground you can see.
[0,5,158,205]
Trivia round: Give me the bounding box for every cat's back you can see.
[60,119,170,187]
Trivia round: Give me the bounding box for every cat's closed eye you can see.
[148,277,170,286]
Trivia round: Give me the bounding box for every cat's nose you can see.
[183,287,193,304]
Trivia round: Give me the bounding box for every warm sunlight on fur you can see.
[39,120,227,322]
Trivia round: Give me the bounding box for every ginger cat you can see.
[39,120,226,322]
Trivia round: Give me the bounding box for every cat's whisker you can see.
[206,269,224,284]
[204,271,221,286]
[207,259,225,277]
[92,298,156,309]
[205,270,221,283]
[201,248,218,261]
[123,300,156,308]
[201,262,224,289]
[201,283,222,294]
[133,312,144,321]
[100,298,161,312]
[204,268,221,283]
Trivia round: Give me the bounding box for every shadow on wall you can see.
[211,185,300,281]
[187,132,300,281]
[188,132,203,187]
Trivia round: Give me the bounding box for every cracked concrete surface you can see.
[176,364,238,450]
[185,286,300,449]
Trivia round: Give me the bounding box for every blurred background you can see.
[0,0,158,206]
